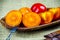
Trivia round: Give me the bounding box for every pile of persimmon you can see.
[5,3,60,28]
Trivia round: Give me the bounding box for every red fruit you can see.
[31,3,47,13]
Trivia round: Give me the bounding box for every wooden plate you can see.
[0,17,60,31]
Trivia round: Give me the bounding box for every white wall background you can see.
[0,0,60,18]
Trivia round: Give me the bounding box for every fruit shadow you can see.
[15,23,60,38]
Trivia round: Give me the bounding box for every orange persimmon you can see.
[39,11,53,24]
[22,12,41,28]
[5,10,22,27]
[19,7,32,15]
[49,8,60,20]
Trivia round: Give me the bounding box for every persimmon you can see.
[19,7,32,15]
[49,8,60,20]
[59,8,60,19]
[5,10,22,27]
[39,11,53,24]
[22,12,41,28]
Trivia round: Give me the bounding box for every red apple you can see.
[31,3,47,13]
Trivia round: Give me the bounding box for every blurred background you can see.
[0,0,60,18]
